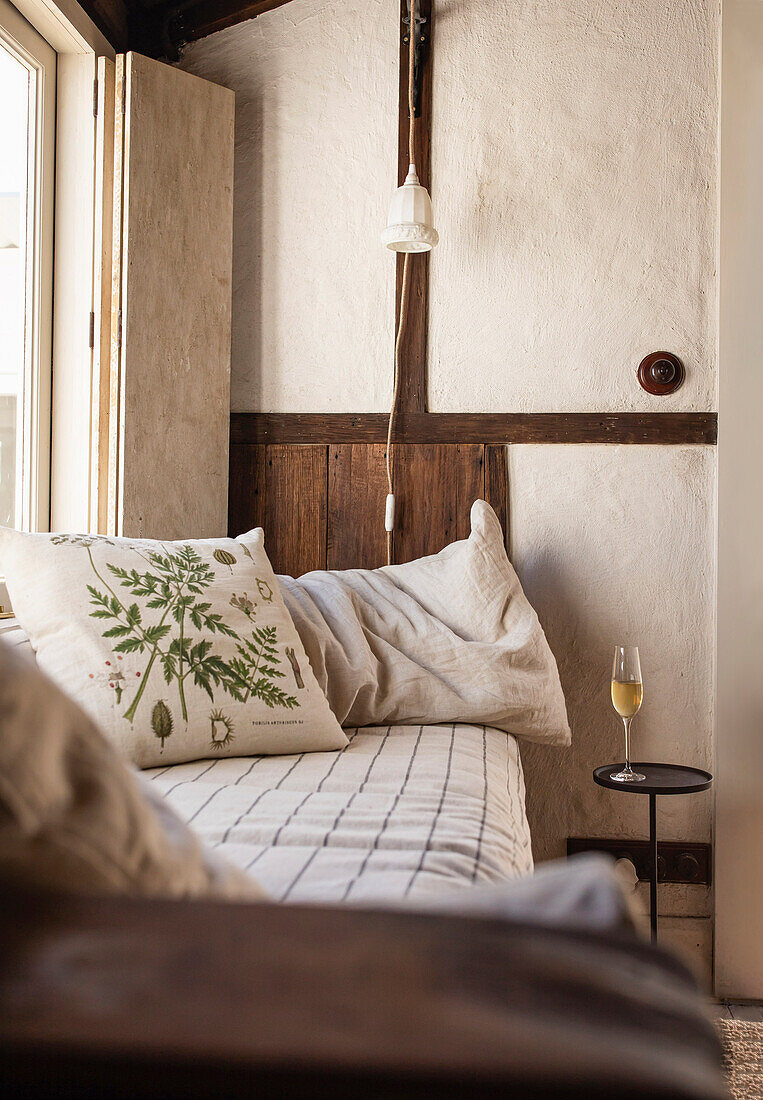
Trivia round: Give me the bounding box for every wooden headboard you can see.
[227,411,716,577]
[228,432,507,576]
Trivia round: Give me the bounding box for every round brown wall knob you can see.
[637,351,685,395]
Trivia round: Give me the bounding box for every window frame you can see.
[0,0,55,536]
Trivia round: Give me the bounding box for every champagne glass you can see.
[610,646,645,782]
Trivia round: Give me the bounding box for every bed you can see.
[7,606,536,903]
[2,499,560,906]
[0,505,726,1097]
[146,723,532,903]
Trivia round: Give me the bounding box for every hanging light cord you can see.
[385,0,417,566]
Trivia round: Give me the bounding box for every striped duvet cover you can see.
[145,723,532,903]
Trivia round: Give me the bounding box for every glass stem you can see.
[622,716,632,770]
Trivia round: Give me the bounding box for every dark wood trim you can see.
[144,0,295,52]
[394,0,433,414]
[77,0,129,49]
[231,412,718,446]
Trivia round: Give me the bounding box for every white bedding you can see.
[145,723,533,902]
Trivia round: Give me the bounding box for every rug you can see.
[717,1019,763,1099]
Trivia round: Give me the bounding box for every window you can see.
[0,0,54,535]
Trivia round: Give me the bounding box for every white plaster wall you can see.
[181,0,398,413]
[180,0,720,951]
[183,0,719,415]
[429,0,719,413]
[510,445,715,862]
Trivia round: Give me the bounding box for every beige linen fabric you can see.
[279,500,570,746]
[0,526,347,767]
[0,639,262,899]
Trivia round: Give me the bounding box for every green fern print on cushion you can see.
[85,542,298,723]
[0,525,348,766]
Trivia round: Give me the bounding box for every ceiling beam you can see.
[138,0,295,56]
[77,0,129,49]
[180,0,293,42]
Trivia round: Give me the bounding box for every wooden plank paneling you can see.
[484,445,508,546]
[228,443,266,536]
[229,444,328,577]
[231,412,718,446]
[393,443,483,563]
[231,442,492,574]
[264,445,328,576]
[328,445,388,571]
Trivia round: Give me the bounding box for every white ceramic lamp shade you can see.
[382,164,439,253]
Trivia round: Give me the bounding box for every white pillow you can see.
[278,500,571,747]
[0,526,347,767]
[0,638,263,900]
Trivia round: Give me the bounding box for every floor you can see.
[714,1002,763,1022]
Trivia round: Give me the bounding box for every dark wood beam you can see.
[143,0,295,53]
[395,0,433,413]
[230,412,718,446]
[77,0,129,49]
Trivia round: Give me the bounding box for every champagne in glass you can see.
[610,646,645,782]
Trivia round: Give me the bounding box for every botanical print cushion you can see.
[0,526,347,767]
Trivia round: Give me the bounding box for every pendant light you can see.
[382,2,438,254]
[384,0,438,563]
[382,163,438,252]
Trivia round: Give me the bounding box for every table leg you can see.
[649,793,658,940]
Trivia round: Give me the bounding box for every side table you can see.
[593,762,713,940]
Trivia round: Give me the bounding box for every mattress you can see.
[146,723,532,903]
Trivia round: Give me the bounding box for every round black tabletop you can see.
[593,762,713,795]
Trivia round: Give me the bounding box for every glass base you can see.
[610,767,646,783]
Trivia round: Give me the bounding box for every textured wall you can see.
[510,444,716,861]
[181,0,398,413]
[181,0,719,962]
[429,0,719,413]
[183,0,719,416]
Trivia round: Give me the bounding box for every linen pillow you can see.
[0,526,347,767]
[278,500,571,746]
[0,638,263,900]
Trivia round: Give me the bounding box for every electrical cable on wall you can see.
[382,0,438,566]
[385,255,411,566]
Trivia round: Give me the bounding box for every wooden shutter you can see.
[106,52,234,539]
[91,55,115,535]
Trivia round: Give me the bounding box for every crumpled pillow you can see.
[0,638,263,900]
[278,500,570,746]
